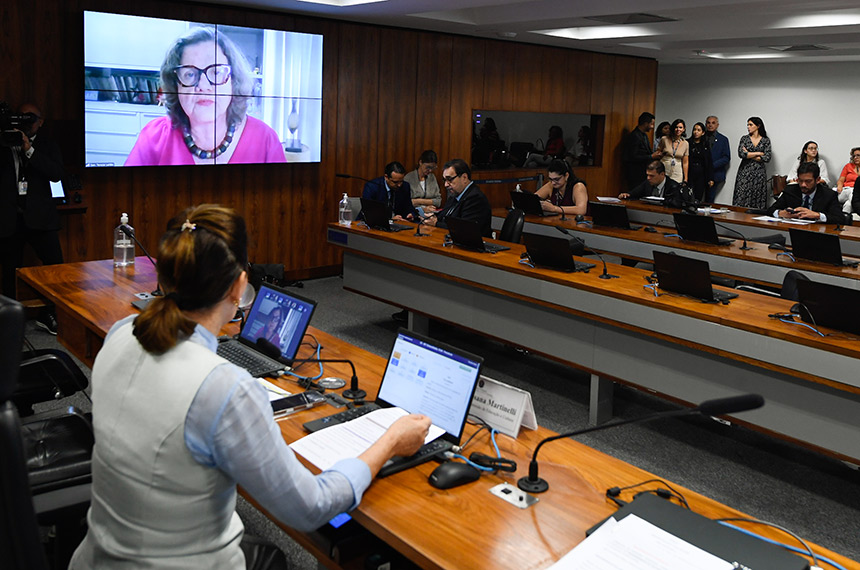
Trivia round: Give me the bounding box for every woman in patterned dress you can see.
[733,117,772,209]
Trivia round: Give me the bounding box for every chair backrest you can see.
[0,295,49,570]
[781,270,810,301]
[499,208,525,244]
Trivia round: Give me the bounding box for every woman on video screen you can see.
[125,27,286,165]
[258,305,284,350]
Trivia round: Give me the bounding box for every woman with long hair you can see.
[653,121,671,154]
[70,205,429,568]
[787,141,829,186]
[687,122,714,202]
[534,159,589,217]
[405,149,441,209]
[733,116,772,209]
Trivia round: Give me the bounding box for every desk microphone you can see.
[555,225,618,279]
[335,173,373,184]
[713,221,753,250]
[120,224,163,297]
[520,394,764,494]
[290,356,366,400]
[517,394,764,494]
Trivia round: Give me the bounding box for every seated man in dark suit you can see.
[362,161,418,220]
[772,161,842,223]
[618,160,685,208]
[424,158,492,237]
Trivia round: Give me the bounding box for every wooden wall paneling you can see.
[335,23,381,182]
[586,53,617,196]
[413,33,454,165]
[633,58,658,124]
[448,37,486,162]
[605,57,641,196]
[481,40,517,111]
[512,44,545,112]
[540,47,566,112]
[376,29,418,168]
[0,3,24,105]
[566,50,595,114]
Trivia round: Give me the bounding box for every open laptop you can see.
[796,279,860,335]
[303,328,484,477]
[445,216,510,253]
[50,179,68,205]
[523,232,595,273]
[359,197,412,232]
[673,213,734,246]
[589,201,641,230]
[217,283,317,377]
[653,250,738,303]
[510,191,559,217]
[789,228,859,267]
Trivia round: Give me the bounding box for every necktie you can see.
[802,194,811,209]
[652,185,661,197]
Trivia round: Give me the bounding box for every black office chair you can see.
[499,208,525,244]
[735,270,809,301]
[0,295,50,570]
[13,348,89,417]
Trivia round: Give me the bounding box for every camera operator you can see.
[0,103,65,333]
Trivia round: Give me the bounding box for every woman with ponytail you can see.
[71,205,430,569]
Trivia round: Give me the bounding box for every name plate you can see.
[470,375,537,438]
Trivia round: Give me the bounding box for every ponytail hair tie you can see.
[165,292,182,305]
[181,219,196,232]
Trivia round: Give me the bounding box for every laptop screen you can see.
[796,279,860,335]
[377,330,483,440]
[240,283,317,361]
[653,250,714,301]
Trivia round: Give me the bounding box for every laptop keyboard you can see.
[217,341,284,377]
[378,438,453,478]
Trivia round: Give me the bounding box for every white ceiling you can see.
[193,0,860,64]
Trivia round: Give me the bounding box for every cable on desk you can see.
[715,518,836,569]
[284,340,324,387]
[605,478,690,510]
[776,252,796,262]
[643,284,661,297]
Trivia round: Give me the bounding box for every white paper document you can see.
[752,215,816,225]
[596,196,622,203]
[257,378,291,401]
[549,514,733,570]
[290,407,444,471]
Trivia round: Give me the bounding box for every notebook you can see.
[360,197,412,232]
[523,232,595,273]
[673,213,734,246]
[445,216,511,253]
[589,201,641,230]
[217,283,317,377]
[796,279,860,335]
[653,250,738,303]
[510,191,559,217]
[789,228,858,267]
[303,328,484,477]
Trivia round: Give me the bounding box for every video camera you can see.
[0,101,38,147]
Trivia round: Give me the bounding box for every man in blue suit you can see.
[362,161,418,220]
[705,116,730,203]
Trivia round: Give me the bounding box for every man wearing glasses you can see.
[361,161,418,220]
[423,158,492,237]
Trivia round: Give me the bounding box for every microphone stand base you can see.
[342,388,367,401]
[599,273,619,280]
[517,476,549,494]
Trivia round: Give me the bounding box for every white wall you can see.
[656,62,860,204]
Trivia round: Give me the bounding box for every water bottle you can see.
[512,183,523,208]
[338,193,352,226]
[114,213,135,267]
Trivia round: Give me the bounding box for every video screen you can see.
[84,11,323,167]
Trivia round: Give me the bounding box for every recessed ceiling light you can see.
[772,13,860,29]
[295,0,387,6]
[535,25,657,41]
[700,52,789,60]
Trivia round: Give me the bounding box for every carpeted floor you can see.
[26,274,860,568]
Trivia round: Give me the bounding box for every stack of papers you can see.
[596,196,622,203]
[752,215,816,225]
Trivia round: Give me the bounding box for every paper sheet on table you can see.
[697,207,724,214]
[752,215,816,225]
[548,514,733,570]
[257,378,291,401]
[596,196,622,203]
[290,407,444,471]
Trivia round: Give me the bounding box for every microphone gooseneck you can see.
[555,225,618,280]
[713,221,752,250]
[120,224,163,296]
[517,394,764,494]
[291,356,365,400]
[335,172,373,184]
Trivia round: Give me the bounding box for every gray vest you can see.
[70,322,245,569]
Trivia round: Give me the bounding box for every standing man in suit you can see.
[0,103,64,333]
[619,161,685,209]
[705,115,730,203]
[772,162,842,223]
[362,161,418,220]
[622,112,661,191]
[424,158,492,237]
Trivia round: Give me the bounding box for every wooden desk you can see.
[327,222,860,462]
[16,258,858,569]
[490,207,860,290]
[623,199,860,256]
